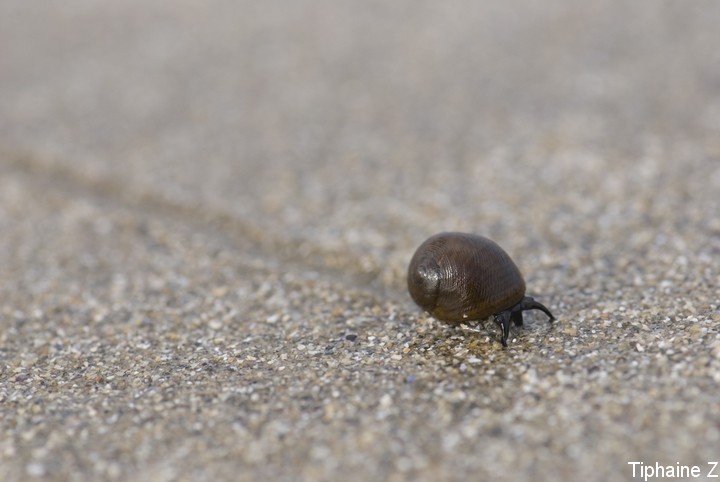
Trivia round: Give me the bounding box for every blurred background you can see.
[2,1,719,285]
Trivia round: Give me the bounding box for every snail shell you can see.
[407,232,555,346]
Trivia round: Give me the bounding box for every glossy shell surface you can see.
[407,232,526,322]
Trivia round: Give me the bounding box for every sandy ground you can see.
[1,1,719,481]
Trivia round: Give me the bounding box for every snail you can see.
[407,232,555,346]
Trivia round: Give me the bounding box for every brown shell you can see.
[407,232,526,322]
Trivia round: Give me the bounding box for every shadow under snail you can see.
[407,232,555,347]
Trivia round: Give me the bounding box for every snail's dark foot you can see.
[517,296,555,322]
[511,310,524,327]
[494,311,512,347]
[495,297,555,347]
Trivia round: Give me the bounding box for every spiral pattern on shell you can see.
[407,232,526,322]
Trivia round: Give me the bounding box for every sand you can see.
[1,1,719,481]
